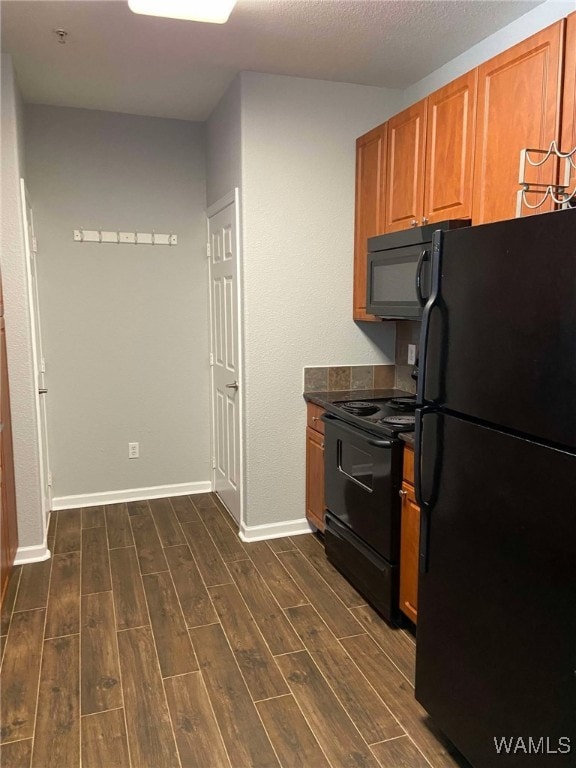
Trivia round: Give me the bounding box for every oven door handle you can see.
[321,413,394,448]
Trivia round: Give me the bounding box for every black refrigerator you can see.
[414,207,576,768]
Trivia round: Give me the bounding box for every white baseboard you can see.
[239,517,313,543]
[51,481,213,510]
[15,541,51,565]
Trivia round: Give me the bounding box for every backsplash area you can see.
[304,321,420,394]
[395,320,420,394]
[304,364,395,392]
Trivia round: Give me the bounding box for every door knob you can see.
[422,217,429,225]
[410,219,418,227]
[225,381,239,390]
[399,489,407,498]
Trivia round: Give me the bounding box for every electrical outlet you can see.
[407,344,417,365]
[128,442,139,459]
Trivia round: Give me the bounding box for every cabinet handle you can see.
[422,217,429,225]
[312,416,319,422]
[321,442,325,449]
[399,489,407,498]
[410,219,418,227]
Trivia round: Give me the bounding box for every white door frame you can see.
[207,188,245,528]
[20,179,52,529]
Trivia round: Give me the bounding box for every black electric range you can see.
[321,391,417,622]
[323,394,416,438]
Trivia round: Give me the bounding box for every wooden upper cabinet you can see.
[561,12,575,189]
[385,100,427,233]
[352,15,571,319]
[424,70,477,224]
[472,21,564,224]
[353,123,387,321]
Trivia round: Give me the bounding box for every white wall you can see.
[238,72,403,530]
[24,106,210,503]
[402,0,576,106]
[206,75,242,207]
[0,54,45,551]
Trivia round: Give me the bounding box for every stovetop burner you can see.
[340,401,379,416]
[387,397,417,411]
[329,392,417,437]
[380,415,416,426]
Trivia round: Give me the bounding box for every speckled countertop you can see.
[303,388,416,445]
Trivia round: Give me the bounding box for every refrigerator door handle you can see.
[415,406,432,509]
[415,407,442,573]
[417,230,443,405]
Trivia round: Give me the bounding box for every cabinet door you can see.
[306,402,325,434]
[305,426,325,532]
[424,71,477,224]
[472,21,564,224]
[385,100,427,233]
[353,123,387,321]
[399,481,420,624]
[561,12,575,191]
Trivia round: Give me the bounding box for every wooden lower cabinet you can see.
[0,316,18,606]
[305,404,325,532]
[399,445,420,624]
[399,481,420,624]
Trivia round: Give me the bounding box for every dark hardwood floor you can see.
[0,494,470,767]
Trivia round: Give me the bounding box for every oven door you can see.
[322,414,402,563]
[324,512,398,621]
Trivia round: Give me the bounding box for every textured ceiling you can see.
[1,0,544,121]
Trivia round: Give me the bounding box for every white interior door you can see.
[208,190,242,524]
[20,179,52,524]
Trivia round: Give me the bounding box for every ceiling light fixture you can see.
[127,0,237,23]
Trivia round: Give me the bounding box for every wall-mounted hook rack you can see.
[517,141,576,216]
[73,229,178,246]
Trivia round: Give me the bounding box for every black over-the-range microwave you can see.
[366,219,470,319]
